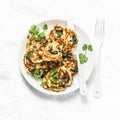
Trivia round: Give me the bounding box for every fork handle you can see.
[94,48,101,98]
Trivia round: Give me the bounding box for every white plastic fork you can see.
[93,19,105,98]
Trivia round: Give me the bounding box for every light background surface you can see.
[0,0,120,120]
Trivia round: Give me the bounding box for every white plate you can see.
[19,19,94,96]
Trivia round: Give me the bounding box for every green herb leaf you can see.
[33,69,44,79]
[29,25,39,35]
[38,32,45,39]
[50,68,57,75]
[34,32,45,42]
[88,44,93,51]
[50,77,57,83]
[31,24,37,30]
[79,44,93,64]
[53,72,58,78]
[43,23,48,30]
[84,55,88,63]
[82,44,88,51]
[79,53,83,59]
[56,30,63,38]
[80,59,84,64]
[29,24,46,42]
[41,78,46,87]
[50,69,58,83]
[79,54,88,64]
[34,35,40,41]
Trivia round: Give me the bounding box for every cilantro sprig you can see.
[41,78,46,87]
[29,24,47,42]
[29,25,39,35]
[50,69,58,83]
[43,22,48,30]
[79,44,93,64]
[33,68,44,79]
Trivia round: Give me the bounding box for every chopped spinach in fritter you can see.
[56,30,63,38]
[26,51,33,60]
[62,52,72,59]
[62,74,69,82]
[70,67,78,72]
[72,35,78,45]
[49,46,59,54]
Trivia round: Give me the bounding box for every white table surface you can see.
[0,0,120,120]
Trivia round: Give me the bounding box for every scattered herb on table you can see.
[79,44,93,64]
[88,44,93,51]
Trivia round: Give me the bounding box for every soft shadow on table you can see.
[20,72,89,103]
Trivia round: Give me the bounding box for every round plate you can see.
[19,19,94,96]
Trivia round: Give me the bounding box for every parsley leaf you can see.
[82,44,88,51]
[29,25,39,35]
[41,78,46,87]
[38,32,45,39]
[34,35,40,41]
[79,53,88,64]
[43,23,48,30]
[50,77,57,83]
[88,44,93,51]
[79,53,83,59]
[79,44,93,64]
[50,69,58,83]
[33,69,44,79]
[29,24,46,42]
[34,32,45,42]
[50,69,57,75]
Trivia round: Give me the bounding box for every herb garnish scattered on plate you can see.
[79,44,93,64]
